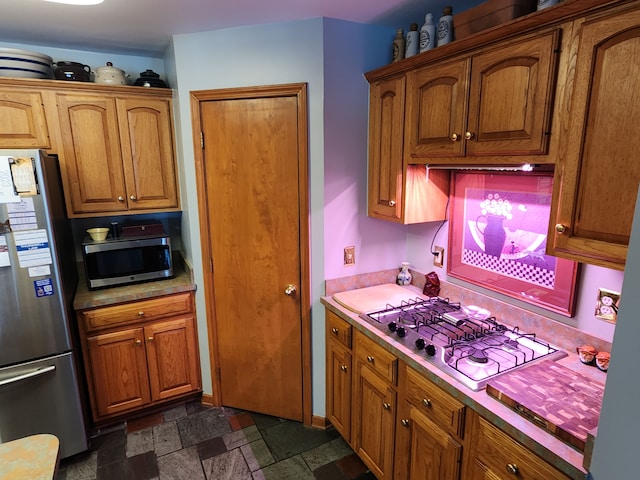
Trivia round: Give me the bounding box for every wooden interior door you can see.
[193,84,310,422]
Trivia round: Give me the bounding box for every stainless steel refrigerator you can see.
[0,150,87,459]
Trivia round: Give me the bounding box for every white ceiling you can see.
[1,0,482,57]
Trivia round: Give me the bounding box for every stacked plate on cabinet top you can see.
[0,48,53,79]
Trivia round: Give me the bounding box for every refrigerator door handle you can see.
[0,365,56,387]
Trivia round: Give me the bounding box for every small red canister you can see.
[577,345,597,365]
[595,352,610,372]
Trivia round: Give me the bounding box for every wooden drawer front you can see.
[83,293,193,332]
[327,311,352,348]
[405,366,465,438]
[474,416,571,480]
[355,332,397,384]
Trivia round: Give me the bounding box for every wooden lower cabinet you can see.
[396,403,462,480]
[352,331,398,480]
[79,292,201,423]
[465,411,571,480]
[395,363,465,480]
[325,314,578,480]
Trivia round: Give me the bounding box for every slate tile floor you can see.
[55,400,377,480]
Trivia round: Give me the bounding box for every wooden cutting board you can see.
[332,283,424,314]
[486,360,605,452]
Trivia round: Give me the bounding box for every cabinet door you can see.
[326,338,352,443]
[353,365,396,480]
[405,58,470,159]
[87,328,151,418]
[467,30,559,156]
[117,97,179,211]
[395,401,462,480]
[145,317,201,401]
[368,75,405,221]
[56,93,128,214]
[550,8,640,269]
[0,89,50,148]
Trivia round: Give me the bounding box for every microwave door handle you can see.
[0,365,56,387]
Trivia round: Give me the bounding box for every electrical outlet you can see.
[433,246,444,267]
[595,288,620,322]
[344,246,355,266]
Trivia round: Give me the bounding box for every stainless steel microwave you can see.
[82,234,173,289]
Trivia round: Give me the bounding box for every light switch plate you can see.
[595,288,620,322]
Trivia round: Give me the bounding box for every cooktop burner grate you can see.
[361,297,567,390]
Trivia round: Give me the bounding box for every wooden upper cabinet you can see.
[56,93,128,214]
[405,58,470,159]
[368,75,405,221]
[368,75,451,224]
[117,97,179,211]
[55,90,179,217]
[549,5,640,270]
[405,30,560,163]
[0,88,50,148]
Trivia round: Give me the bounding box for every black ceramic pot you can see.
[133,69,168,88]
[53,61,91,82]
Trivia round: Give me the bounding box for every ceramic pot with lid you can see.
[94,62,129,85]
[53,61,91,82]
[133,69,168,88]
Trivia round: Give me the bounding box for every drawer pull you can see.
[401,419,410,427]
[506,463,519,475]
[137,311,145,317]
[332,327,339,335]
[367,356,374,363]
[383,402,391,410]
[340,365,348,372]
[422,398,432,408]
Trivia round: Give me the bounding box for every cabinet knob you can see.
[464,131,475,140]
[388,200,396,207]
[401,419,410,427]
[137,311,145,317]
[506,463,519,475]
[422,398,432,408]
[340,365,348,372]
[450,133,460,142]
[331,327,339,335]
[383,402,391,410]
[367,356,374,363]
[555,223,567,234]
[130,195,137,201]
[118,196,124,202]
[147,336,154,342]
[135,339,142,345]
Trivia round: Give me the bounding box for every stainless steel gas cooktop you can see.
[360,296,567,391]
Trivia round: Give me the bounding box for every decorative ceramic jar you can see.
[397,262,412,286]
[577,345,597,365]
[53,61,91,82]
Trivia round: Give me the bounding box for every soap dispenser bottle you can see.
[437,6,454,47]
[419,13,436,53]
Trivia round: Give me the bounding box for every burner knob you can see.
[397,327,406,338]
[415,338,426,350]
[425,344,436,356]
[388,322,397,332]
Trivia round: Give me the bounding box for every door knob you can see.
[555,223,567,234]
[285,284,297,296]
